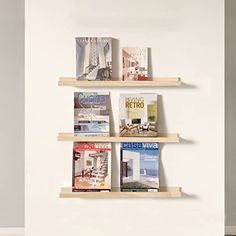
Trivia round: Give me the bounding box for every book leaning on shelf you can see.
[120,142,159,192]
[72,142,112,192]
[119,93,158,137]
[74,92,110,136]
[76,37,112,80]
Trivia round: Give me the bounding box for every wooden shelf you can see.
[58,77,181,87]
[57,133,180,143]
[60,187,181,198]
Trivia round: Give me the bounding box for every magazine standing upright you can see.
[58,76,182,198]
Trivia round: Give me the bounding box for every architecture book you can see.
[119,93,158,137]
[76,37,112,80]
[72,142,112,191]
[122,47,148,81]
[120,142,159,192]
[74,92,110,136]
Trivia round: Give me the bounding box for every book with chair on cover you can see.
[119,93,158,137]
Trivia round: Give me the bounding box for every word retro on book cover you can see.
[72,142,112,192]
[119,93,158,137]
[120,142,159,192]
[74,92,110,136]
[76,37,112,81]
[122,47,148,81]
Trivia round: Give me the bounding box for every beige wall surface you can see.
[0,0,24,227]
[226,0,236,227]
[25,0,224,235]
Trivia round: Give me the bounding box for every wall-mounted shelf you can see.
[60,187,181,198]
[57,133,180,143]
[58,77,181,87]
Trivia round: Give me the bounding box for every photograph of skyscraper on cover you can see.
[121,143,159,191]
[76,37,112,80]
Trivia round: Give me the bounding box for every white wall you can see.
[25,0,224,235]
[0,0,24,227]
[225,0,236,228]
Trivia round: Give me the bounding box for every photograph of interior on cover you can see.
[74,92,110,136]
[119,93,158,137]
[121,142,159,191]
[76,37,112,80]
[122,47,148,81]
[73,142,111,191]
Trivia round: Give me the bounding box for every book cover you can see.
[120,142,159,192]
[72,142,112,191]
[119,93,158,137]
[74,92,110,136]
[76,37,112,80]
[122,47,148,81]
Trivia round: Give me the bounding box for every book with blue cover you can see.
[76,37,112,80]
[120,142,159,192]
[74,92,110,136]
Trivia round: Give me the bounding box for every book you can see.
[120,142,159,192]
[76,37,112,80]
[72,142,112,191]
[119,93,158,137]
[74,92,110,136]
[122,47,148,81]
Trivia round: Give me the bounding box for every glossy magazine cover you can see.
[119,93,158,137]
[122,47,148,81]
[121,142,159,191]
[74,92,110,136]
[73,142,111,191]
[76,37,112,80]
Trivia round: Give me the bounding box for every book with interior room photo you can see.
[122,47,148,81]
[119,93,158,137]
[74,92,110,136]
[72,142,112,192]
[76,37,112,80]
[120,142,159,192]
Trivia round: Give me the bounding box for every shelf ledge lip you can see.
[57,133,180,143]
[58,77,181,87]
[60,187,182,198]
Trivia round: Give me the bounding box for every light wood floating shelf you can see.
[58,77,181,87]
[60,187,181,198]
[57,133,180,143]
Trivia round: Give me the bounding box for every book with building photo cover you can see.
[120,142,159,192]
[76,37,112,80]
[74,92,110,136]
[72,142,112,192]
[122,47,148,81]
[119,93,158,137]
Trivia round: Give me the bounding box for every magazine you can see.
[76,37,112,80]
[119,93,158,137]
[72,142,112,191]
[74,92,110,136]
[122,47,148,81]
[120,142,159,192]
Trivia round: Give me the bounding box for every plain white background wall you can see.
[225,0,236,228]
[0,0,24,227]
[25,0,224,235]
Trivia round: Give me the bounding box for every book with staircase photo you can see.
[72,142,112,192]
[74,92,110,136]
[76,37,112,80]
[122,47,148,81]
[120,142,159,192]
[119,93,158,137]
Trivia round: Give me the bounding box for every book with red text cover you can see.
[72,142,112,192]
